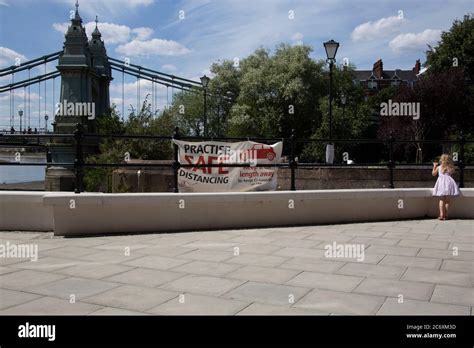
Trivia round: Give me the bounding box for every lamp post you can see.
[340,93,346,138]
[18,110,23,133]
[216,90,233,137]
[324,39,339,164]
[44,114,49,133]
[200,75,210,137]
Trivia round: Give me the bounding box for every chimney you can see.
[413,59,421,75]
[373,59,383,79]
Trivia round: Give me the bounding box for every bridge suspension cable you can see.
[53,76,56,125]
[38,80,40,130]
[44,60,47,130]
[0,51,61,77]
[108,57,201,88]
[121,68,125,120]
[28,68,31,128]
[0,71,60,93]
[111,66,200,96]
[109,61,201,91]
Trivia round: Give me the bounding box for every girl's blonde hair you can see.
[439,154,455,174]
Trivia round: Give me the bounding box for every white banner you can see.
[173,139,283,192]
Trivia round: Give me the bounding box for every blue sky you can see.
[0,0,472,129]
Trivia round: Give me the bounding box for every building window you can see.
[391,80,400,87]
[368,80,377,90]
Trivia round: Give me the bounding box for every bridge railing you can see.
[0,123,472,193]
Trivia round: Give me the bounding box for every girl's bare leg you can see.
[438,199,444,219]
[445,197,451,220]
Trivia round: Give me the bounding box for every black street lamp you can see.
[18,110,23,133]
[200,75,210,137]
[324,39,339,163]
[341,92,346,138]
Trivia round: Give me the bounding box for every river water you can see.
[0,155,46,184]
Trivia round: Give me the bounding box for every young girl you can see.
[432,154,460,220]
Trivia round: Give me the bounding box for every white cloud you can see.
[389,29,441,52]
[291,32,304,46]
[291,32,304,41]
[0,47,27,67]
[52,21,155,46]
[0,0,9,6]
[110,79,166,95]
[52,22,68,35]
[131,27,154,41]
[351,16,405,42]
[52,0,154,19]
[161,64,178,72]
[84,22,132,44]
[116,39,191,57]
[127,0,154,8]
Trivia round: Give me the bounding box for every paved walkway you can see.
[0,219,472,315]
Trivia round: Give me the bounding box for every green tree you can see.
[84,96,176,192]
[226,44,325,138]
[426,14,474,81]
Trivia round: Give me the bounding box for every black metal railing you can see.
[0,124,472,192]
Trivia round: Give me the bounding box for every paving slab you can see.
[90,307,149,315]
[0,288,41,310]
[337,263,406,279]
[226,265,300,284]
[10,257,84,272]
[430,285,474,307]
[401,267,472,287]
[353,278,435,301]
[222,281,309,306]
[55,263,134,280]
[379,255,442,269]
[417,248,474,261]
[270,238,320,248]
[123,255,191,270]
[294,289,385,315]
[286,271,363,292]
[159,275,244,296]
[0,266,17,275]
[30,277,121,299]
[377,297,470,315]
[365,245,419,256]
[0,296,103,315]
[170,260,241,277]
[348,237,400,246]
[273,247,326,259]
[0,269,66,290]
[441,260,473,273]
[398,239,449,250]
[147,293,249,315]
[43,246,98,259]
[179,249,234,262]
[226,253,289,267]
[279,257,345,274]
[104,268,186,287]
[237,302,328,315]
[83,285,178,312]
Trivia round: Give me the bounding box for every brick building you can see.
[353,59,421,96]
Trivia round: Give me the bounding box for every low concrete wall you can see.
[111,165,474,192]
[0,192,54,231]
[1,189,471,236]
